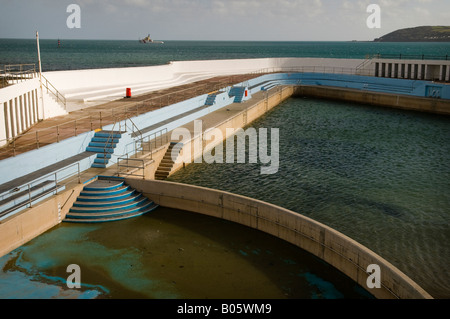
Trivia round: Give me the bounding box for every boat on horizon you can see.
[139,34,164,44]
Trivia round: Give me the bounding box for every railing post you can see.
[28,184,32,208]
[56,125,59,143]
[55,172,58,194]
[77,162,81,184]
[36,131,39,149]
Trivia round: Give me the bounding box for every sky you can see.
[0,0,449,41]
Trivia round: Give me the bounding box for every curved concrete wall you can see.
[124,178,433,300]
[42,57,364,105]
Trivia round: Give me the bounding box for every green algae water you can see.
[168,97,450,299]
[0,206,372,299]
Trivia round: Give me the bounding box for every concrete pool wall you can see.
[124,178,433,300]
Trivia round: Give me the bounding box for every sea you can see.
[0,39,449,300]
[1,38,450,71]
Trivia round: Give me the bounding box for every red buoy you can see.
[126,88,132,98]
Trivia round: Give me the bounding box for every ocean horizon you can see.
[1,38,449,71]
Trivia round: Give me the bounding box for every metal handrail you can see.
[0,161,81,218]
[117,157,146,179]
[40,73,67,109]
[1,64,37,87]
[102,122,118,165]
[116,127,168,177]
[139,128,168,154]
[372,53,449,61]
[356,56,374,71]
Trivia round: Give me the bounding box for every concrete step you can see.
[91,137,120,143]
[69,194,147,214]
[86,147,115,153]
[159,162,173,168]
[96,153,112,159]
[89,142,117,148]
[64,177,158,223]
[94,131,123,139]
[82,181,126,193]
[65,202,158,222]
[73,193,142,208]
[155,172,170,179]
[77,190,136,202]
[94,158,110,164]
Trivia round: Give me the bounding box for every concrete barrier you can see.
[0,181,85,258]
[294,85,450,115]
[124,178,433,300]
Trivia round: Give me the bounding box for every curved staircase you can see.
[64,177,158,223]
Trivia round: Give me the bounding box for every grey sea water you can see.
[1,39,450,71]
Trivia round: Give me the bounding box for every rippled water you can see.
[168,97,450,299]
[1,39,450,71]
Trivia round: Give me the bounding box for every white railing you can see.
[0,162,81,219]
[41,74,67,109]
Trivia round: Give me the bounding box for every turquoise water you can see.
[168,97,450,299]
[0,207,373,299]
[1,39,449,71]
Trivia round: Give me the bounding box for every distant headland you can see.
[374,26,450,42]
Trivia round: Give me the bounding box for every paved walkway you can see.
[0,74,261,160]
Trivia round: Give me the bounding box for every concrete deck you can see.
[0,74,260,161]
[0,73,268,197]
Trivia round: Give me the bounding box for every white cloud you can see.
[1,0,449,40]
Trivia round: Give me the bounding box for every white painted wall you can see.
[0,77,68,147]
[0,79,40,146]
[42,58,365,111]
